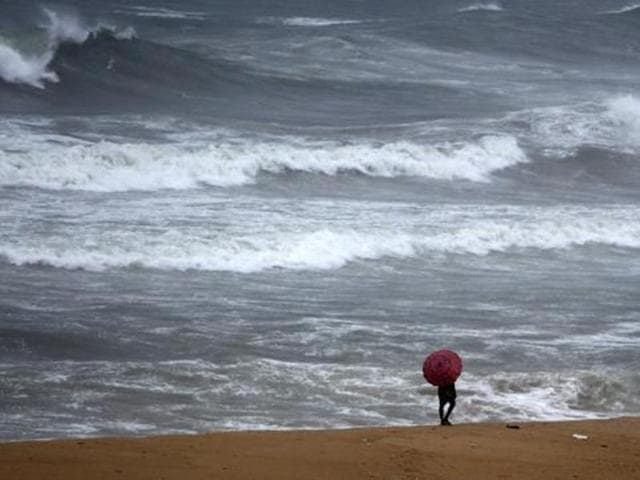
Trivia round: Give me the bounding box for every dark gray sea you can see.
[1,0,639,441]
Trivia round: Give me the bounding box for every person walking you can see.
[438,383,456,426]
[423,349,462,426]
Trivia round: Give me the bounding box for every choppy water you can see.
[1,0,639,440]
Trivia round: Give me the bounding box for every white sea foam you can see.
[154,360,640,423]
[0,229,415,272]
[3,358,637,439]
[2,209,638,272]
[461,371,634,421]
[458,2,503,13]
[504,95,640,156]
[0,130,527,191]
[2,96,638,192]
[258,17,361,27]
[116,6,207,20]
[606,95,640,144]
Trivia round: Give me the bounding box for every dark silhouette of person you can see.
[438,383,456,426]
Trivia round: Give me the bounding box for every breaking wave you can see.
[502,95,640,156]
[0,44,58,89]
[4,95,639,193]
[0,8,135,88]
[462,370,640,422]
[0,132,526,191]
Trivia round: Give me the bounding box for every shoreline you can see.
[1,417,639,479]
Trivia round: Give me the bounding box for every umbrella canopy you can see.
[423,349,462,386]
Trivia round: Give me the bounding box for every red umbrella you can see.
[423,349,462,386]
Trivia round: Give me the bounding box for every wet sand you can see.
[1,417,639,480]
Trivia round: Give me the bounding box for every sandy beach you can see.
[1,417,638,480]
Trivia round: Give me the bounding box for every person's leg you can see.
[442,399,455,425]
[438,398,446,425]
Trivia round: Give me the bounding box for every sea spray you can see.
[41,7,90,45]
[0,43,58,88]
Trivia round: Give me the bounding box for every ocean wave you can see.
[0,132,526,191]
[462,370,639,421]
[458,2,503,13]
[2,212,638,272]
[1,229,411,272]
[0,8,135,88]
[3,95,638,193]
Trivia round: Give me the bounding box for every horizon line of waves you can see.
[2,214,639,272]
[0,7,135,88]
[601,3,640,15]
[0,135,526,192]
[457,2,503,13]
